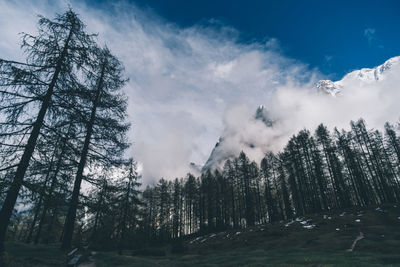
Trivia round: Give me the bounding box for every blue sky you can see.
[128,0,400,79]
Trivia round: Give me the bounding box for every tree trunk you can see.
[26,197,43,243]
[61,62,105,250]
[34,126,71,244]
[0,25,73,253]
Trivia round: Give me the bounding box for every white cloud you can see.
[208,59,400,168]
[1,0,310,183]
[364,28,376,44]
[1,1,398,184]
[265,38,280,50]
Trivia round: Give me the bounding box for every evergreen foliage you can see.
[140,120,400,241]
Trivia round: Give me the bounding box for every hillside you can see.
[89,204,400,266]
[6,204,400,266]
[185,204,400,258]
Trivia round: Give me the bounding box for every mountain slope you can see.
[317,56,400,96]
[83,204,400,266]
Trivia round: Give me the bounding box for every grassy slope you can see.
[5,204,400,266]
[95,204,400,266]
[5,242,66,267]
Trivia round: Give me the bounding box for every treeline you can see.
[140,120,400,241]
[0,9,133,255]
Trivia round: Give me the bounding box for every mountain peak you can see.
[316,56,400,96]
[316,80,342,96]
[344,56,400,82]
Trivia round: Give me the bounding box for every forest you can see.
[137,119,400,244]
[0,9,400,262]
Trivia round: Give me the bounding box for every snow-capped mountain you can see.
[201,56,400,172]
[316,80,342,96]
[316,56,400,96]
[202,105,272,171]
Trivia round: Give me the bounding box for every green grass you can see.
[93,249,400,266]
[5,242,66,267]
[93,204,400,266]
[5,239,400,266]
[5,204,400,266]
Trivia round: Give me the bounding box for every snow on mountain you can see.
[316,80,343,96]
[201,56,400,172]
[342,56,400,83]
[316,56,400,96]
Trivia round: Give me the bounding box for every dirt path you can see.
[346,232,364,252]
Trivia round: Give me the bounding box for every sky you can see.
[131,0,400,79]
[0,0,399,184]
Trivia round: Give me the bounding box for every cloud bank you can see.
[1,1,398,183]
[208,58,400,169]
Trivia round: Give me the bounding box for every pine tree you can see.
[117,160,142,254]
[261,154,279,222]
[238,152,256,226]
[223,159,238,228]
[0,10,95,253]
[61,47,130,249]
[184,173,198,235]
[172,178,183,238]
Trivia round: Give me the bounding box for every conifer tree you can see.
[61,47,130,249]
[0,10,95,253]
